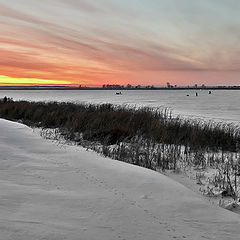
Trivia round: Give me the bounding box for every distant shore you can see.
[0,86,239,90]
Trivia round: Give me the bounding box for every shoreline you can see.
[0,86,240,91]
[0,100,239,204]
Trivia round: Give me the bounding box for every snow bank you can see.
[0,118,240,240]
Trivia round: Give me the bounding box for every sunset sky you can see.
[0,0,240,86]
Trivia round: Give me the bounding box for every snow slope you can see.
[0,118,240,240]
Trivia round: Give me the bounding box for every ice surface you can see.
[0,118,240,240]
[0,89,239,124]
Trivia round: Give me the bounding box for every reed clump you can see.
[0,100,239,152]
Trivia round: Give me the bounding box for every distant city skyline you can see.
[0,0,240,86]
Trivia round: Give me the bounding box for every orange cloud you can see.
[0,1,240,86]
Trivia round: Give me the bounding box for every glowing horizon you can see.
[0,0,240,86]
[0,75,73,86]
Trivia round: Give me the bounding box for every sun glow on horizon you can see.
[0,75,73,86]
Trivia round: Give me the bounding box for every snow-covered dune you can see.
[0,118,240,240]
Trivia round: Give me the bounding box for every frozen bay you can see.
[0,89,239,124]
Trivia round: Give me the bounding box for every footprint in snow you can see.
[140,192,153,199]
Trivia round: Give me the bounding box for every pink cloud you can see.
[0,1,240,86]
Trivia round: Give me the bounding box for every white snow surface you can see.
[0,119,240,240]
